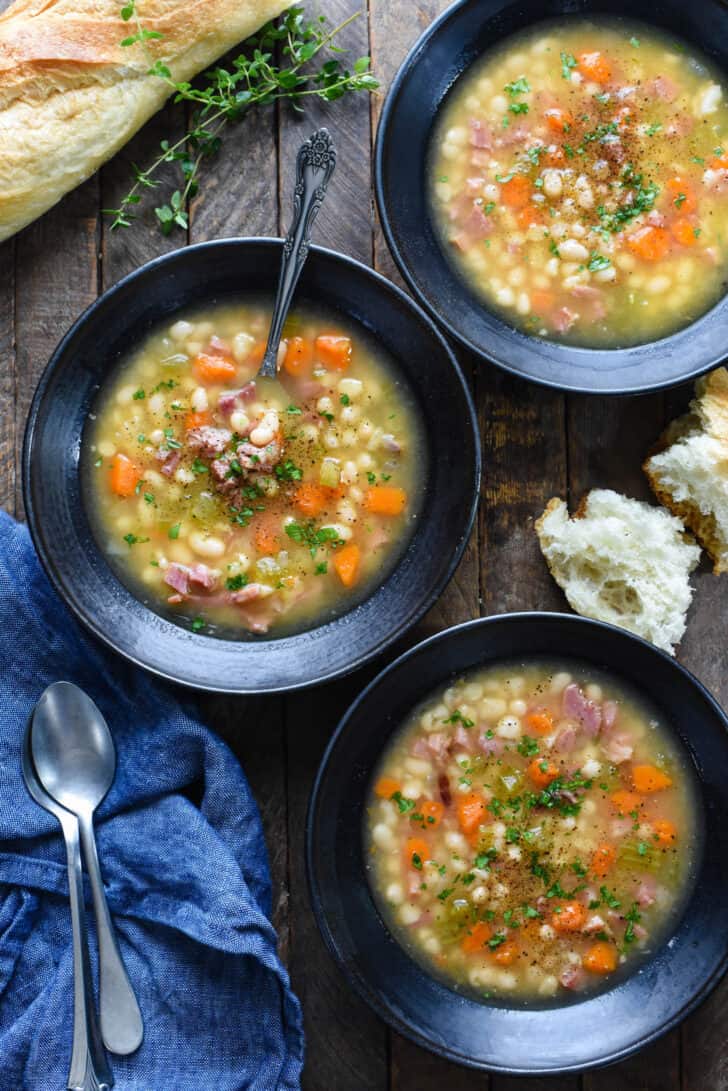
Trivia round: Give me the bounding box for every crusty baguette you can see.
[535,489,700,655]
[0,0,289,242]
[644,367,728,574]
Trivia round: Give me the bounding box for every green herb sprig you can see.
[106,4,379,233]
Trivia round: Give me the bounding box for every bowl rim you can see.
[22,236,481,694]
[374,0,728,396]
[305,610,728,1073]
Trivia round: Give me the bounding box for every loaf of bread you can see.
[0,0,289,242]
[644,367,728,574]
[535,489,701,654]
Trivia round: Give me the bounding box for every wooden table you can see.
[2,1,727,1087]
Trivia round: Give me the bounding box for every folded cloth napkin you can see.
[0,511,304,1090]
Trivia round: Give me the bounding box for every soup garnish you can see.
[85,302,422,636]
[366,661,695,1001]
[431,19,728,347]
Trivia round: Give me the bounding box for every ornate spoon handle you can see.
[259,128,337,379]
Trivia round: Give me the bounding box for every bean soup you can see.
[366,660,696,1002]
[431,20,728,346]
[84,302,423,637]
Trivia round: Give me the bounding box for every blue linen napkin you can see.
[0,511,304,1090]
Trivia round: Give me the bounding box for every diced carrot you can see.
[611,790,644,816]
[315,335,352,371]
[420,800,445,827]
[457,793,487,836]
[365,486,407,516]
[653,819,677,846]
[245,340,267,369]
[184,410,211,431]
[500,174,532,209]
[194,352,237,384]
[551,900,587,933]
[253,512,281,556]
[283,336,314,377]
[666,177,697,215]
[544,107,574,133]
[405,837,429,868]
[711,154,728,170]
[461,920,492,954]
[293,482,331,518]
[671,218,698,247]
[493,938,519,966]
[578,51,612,83]
[333,543,361,588]
[525,710,554,735]
[527,758,559,788]
[516,206,544,230]
[632,765,673,794]
[583,941,617,975]
[374,776,401,799]
[591,842,617,878]
[626,225,670,263]
[109,453,140,498]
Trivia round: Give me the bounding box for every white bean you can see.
[338,377,363,399]
[189,532,225,559]
[699,83,722,115]
[543,170,563,198]
[559,239,589,262]
[170,319,194,341]
[496,715,521,739]
[372,823,395,851]
[399,903,421,926]
[230,410,250,434]
[191,386,208,412]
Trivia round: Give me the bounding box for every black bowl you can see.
[375,0,728,394]
[22,239,480,693]
[306,613,728,1074]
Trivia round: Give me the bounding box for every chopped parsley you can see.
[488,933,507,949]
[274,459,303,482]
[483,201,496,214]
[588,253,611,272]
[94,456,102,468]
[339,393,351,406]
[285,404,302,415]
[645,123,663,136]
[505,76,531,96]
[191,617,205,632]
[315,562,328,575]
[674,192,687,208]
[624,903,642,944]
[517,735,540,757]
[225,573,249,591]
[509,102,529,115]
[442,709,475,728]
[391,791,416,814]
[191,457,208,474]
[123,533,149,547]
[132,388,145,400]
[143,492,155,505]
[630,36,640,47]
[285,521,342,556]
[560,51,577,80]
[168,523,181,540]
[411,853,423,871]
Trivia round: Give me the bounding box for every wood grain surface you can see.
[0,0,726,1088]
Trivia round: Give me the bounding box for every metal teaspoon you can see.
[31,682,143,1056]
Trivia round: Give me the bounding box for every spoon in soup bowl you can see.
[31,681,144,1057]
[254,127,337,395]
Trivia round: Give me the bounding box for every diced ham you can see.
[465,176,486,195]
[569,284,607,321]
[217,383,257,416]
[479,733,505,757]
[167,593,183,605]
[632,924,648,942]
[368,526,391,551]
[407,871,422,897]
[426,733,450,760]
[563,684,602,737]
[438,773,452,807]
[451,205,494,252]
[469,118,493,149]
[410,737,431,759]
[602,701,618,732]
[635,875,657,908]
[231,583,267,604]
[552,306,578,333]
[666,114,694,138]
[454,725,473,751]
[703,168,728,194]
[646,210,667,227]
[560,965,586,991]
[208,335,232,356]
[648,75,679,103]
[158,449,181,476]
[583,913,609,935]
[497,125,529,149]
[470,148,492,169]
[601,731,633,765]
[554,724,578,752]
[163,562,218,597]
[186,426,232,458]
[448,192,477,223]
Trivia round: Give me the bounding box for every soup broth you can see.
[366,660,696,1002]
[431,19,728,347]
[85,302,423,637]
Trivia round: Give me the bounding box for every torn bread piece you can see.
[644,367,728,574]
[535,489,700,655]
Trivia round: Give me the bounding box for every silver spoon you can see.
[256,127,337,385]
[31,682,144,1056]
[22,708,113,1091]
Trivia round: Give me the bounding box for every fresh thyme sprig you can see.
[105,4,378,233]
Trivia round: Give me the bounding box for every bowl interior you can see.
[307,614,728,1073]
[23,240,480,693]
[375,0,728,393]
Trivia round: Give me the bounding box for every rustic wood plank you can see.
[392,1033,489,1089]
[0,238,15,513]
[276,5,389,1088]
[493,1079,579,1091]
[13,179,100,520]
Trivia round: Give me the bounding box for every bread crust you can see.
[0,0,289,241]
[644,367,728,574]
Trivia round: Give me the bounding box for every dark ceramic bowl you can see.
[22,239,480,693]
[375,0,728,394]
[307,613,728,1074]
